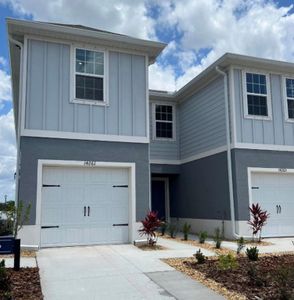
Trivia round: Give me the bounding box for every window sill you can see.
[152,137,176,142]
[244,114,272,121]
[285,118,294,123]
[70,98,109,106]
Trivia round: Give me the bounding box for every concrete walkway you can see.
[37,241,223,300]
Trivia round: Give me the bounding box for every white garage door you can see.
[251,171,294,237]
[41,166,129,247]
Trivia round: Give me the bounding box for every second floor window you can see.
[75,48,105,102]
[245,72,269,117]
[154,104,174,139]
[285,78,294,119]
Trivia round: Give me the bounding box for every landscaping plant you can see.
[198,231,207,243]
[237,236,245,254]
[217,254,238,271]
[194,249,206,264]
[0,259,10,293]
[159,221,167,236]
[168,223,177,238]
[246,246,259,261]
[247,265,266,287]
[139,211,161,246]
[275,266,294,300]
[182,223,191,240]
[213,227,222,249]
[248,203,269,242]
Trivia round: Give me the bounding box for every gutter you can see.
[8,36,23,214]
[215,66,251,239]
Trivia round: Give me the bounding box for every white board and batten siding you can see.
[41,165,130,247]
[25,39,147,138]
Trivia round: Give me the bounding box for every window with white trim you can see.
[74,48,105,103]
[154,104,174,139]
[285,78,294,119]
[245,72,269,117]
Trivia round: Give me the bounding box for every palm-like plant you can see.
[139,211,161,245]
[248,203,269,242]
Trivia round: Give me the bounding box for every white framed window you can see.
[242,70,272,120]
[152,104,175,141]
[71,46,108,106]
[283,77,294,122]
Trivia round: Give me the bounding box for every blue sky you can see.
[0,0,294,201]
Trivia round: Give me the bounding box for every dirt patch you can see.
[164,254,294,300]
[161,235,234,255]
[136,244,167,251]
[0,268,43,299]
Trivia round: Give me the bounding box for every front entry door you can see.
[151,178,169,221]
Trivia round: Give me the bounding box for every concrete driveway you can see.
[37,239,224,300]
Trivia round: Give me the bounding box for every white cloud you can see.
[149,63,176,92]
[0,58,11,104]
[0,110,16,201]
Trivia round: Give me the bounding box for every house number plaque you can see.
[84,161,96,167]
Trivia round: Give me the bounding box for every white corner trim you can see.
[145,55,150,140]
[150,145,228,165]
[36,159,136,247]
[233,142,294,152]
[241,69,273,121]
[229,66,237,145]
[21,128,149,143]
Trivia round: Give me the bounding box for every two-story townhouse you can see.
[7,18,165,248]
[150,54,294,239]
[8,19,294,248]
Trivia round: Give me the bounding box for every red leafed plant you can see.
[139,211,162,245]
[248,203,270,242]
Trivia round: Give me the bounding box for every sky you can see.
[0,0,294,201]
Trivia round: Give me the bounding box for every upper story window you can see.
[73,47,107,105]
[285,78,294,120]
[243,71,271,119]
[153,104,175,140]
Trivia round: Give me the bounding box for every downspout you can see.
[9,37,23,219]
[215,66,245,239]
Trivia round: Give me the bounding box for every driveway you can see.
[37,239,223,300]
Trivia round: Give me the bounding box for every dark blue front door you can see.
[151,180,166,220]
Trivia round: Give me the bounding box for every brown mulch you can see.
[136,244,167,251]
[0,268,43,300]
[164,254,294,300]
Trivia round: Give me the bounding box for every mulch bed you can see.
[0,268,43,299]
[136,244,167,251]
[165,254,294,300]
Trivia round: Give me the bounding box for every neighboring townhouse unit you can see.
[8,18,294,248]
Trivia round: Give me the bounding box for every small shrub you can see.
[182,223,191,240]
[159,221,167,236]
[139,211,161,245]
[246,246,259,261]
[217,254,238,271]
[198,231,207,244]
[248,203,270,242]
[213,227,223,249]
[237,236,245,254]
[247,265,266,287]
[274,266,294,300]
[0,259,10,292]
[168,223,177,238]
[194,249,206,264]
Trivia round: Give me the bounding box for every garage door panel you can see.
[41,165,130,247]
[251,171,294,237]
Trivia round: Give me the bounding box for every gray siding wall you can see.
[233,69,294,145]
[19,137,150,224]
[25,39,147,137]
[232,148,294,220]
[179,77,226,159]
[170,151,231,220]
[149,101,180,160]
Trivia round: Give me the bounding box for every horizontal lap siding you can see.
[179,77,226,159]
[25,39,147,137]
[234,69,294,145]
